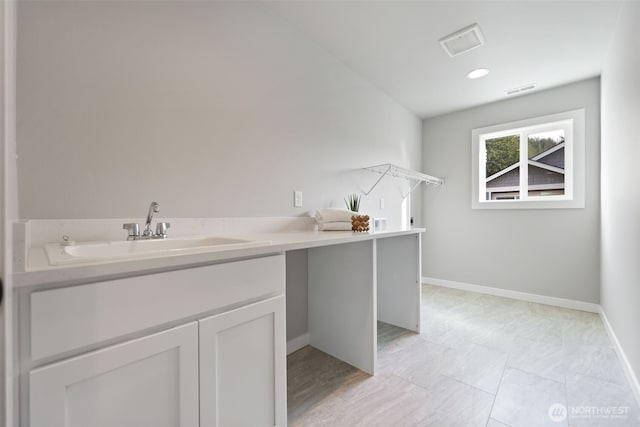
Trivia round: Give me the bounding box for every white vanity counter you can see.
[16,225,424,289]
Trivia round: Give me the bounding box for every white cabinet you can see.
[24,254,287,427]
[29,322,199,427]
[200,296,287,427]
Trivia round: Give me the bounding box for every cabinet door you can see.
[30,322,199,427]
[200,296,287,427]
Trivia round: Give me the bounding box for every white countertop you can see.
[15,228,424,290]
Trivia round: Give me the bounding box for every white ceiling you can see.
[268,1,622,118]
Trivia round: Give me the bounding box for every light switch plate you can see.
[294,191,303,208]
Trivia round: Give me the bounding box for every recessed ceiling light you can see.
[467,68,489,79]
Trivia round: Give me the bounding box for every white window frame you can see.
[471,109,585,210]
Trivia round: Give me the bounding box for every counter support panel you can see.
[308,240,377,375]
[377,234,422,333]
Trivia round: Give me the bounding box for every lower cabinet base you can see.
[26,254,287,427]
[28,295,287,427]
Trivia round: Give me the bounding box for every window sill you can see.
[472,198,584,210]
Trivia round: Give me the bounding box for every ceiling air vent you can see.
[439,23,485,57]
[505,84,537,96]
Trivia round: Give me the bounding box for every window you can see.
[471,109,585,209]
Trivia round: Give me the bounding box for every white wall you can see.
[601,2,640,394]
[16,1,422,226]
[422,78,601,303]
[17,1,424,360]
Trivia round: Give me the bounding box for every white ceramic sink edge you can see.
[44,236,272,266]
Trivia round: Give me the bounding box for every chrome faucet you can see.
[123,201,170,240]
[143,201,160,238]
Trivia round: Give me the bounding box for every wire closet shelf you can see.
[362,163,444,199]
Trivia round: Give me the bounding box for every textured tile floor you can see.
[288,284,640,426]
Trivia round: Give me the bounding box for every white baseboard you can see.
[422,277,600,313]
[599,308,640,408]
[422,276,639,407]
[287,333,310,355]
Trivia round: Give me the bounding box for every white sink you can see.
[44,236,271,265]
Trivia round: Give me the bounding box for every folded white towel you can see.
[318,221,353,231]
[316,208,356,223]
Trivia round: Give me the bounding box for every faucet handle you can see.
[123,223,140,240]
[156,222,170,237]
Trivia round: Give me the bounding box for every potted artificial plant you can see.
[344,194,369,232]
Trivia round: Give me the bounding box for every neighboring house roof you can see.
[532,141,564,162]
[486,141,565,184]
[486,162,519,182]
[527,160,565,175]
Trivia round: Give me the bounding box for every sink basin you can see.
[44,236,271,265]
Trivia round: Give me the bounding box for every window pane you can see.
[528,129,565,197]
[485,135,519,201]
